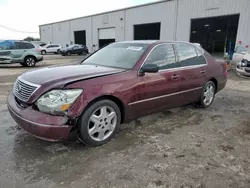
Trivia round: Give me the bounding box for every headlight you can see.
[37,89,83,115]
[241,59,248,67]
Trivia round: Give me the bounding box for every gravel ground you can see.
[0,56,250,188]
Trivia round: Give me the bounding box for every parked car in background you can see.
[235,52,250,77]
[31,41,47,47]
[42,44,62,55]
[8,41,227,146]
[60,44,89,56]
[0,40,43,67]
[232,45,250,68]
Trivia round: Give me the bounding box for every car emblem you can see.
[17,84,22,93]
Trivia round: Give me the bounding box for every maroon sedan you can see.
[8,41,227,146]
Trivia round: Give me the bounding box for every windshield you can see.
[68,45,77,48]
[83,43,149,69]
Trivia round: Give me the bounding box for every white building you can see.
[39,0,250,53]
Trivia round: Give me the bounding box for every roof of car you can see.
[116,40,158,44]
[115,40,197,45]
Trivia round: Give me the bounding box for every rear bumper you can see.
[7,92,73,141]
[36,55,43,62]
[217,80,227,92]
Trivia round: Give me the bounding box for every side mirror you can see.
[140,64,159,74]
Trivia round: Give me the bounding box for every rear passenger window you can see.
[24,43,34,49]
[15,42,26,49]
[145,44,177,70]
[175,43,203,67]
[196,48,206,65]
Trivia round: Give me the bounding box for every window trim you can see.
[144,43,178,71]
[174,43,207,68]
[139,43,179,73]
[138,42,208,74]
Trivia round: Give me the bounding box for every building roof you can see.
[39,0,171,26]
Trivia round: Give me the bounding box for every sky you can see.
[0,0,157,40]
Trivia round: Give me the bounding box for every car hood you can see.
[243,53,250,61]
[19,64,125,86]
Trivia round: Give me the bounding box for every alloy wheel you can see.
[87,106,117,141]
[25,57,36,67]
[203,83,215,106]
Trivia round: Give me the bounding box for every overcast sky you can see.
[0,0,156,40]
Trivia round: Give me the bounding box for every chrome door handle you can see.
[171,74,180,80]
[200,70,206,74]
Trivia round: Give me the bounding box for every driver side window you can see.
[145,44,177,70]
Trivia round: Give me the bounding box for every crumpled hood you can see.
[243,53,250,61]
[19,64,125,86]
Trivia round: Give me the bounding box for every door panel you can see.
[0,50,12,63]
[174,43,207,104]
[133,70,183,117]
[128,44,184,118]
[179,66,207,104]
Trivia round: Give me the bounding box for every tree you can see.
[23,36,40,41]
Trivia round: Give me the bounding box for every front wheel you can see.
[24,56,36,67]
[199,81,216,108]
[78,100,121,147]
[41,50,46,55]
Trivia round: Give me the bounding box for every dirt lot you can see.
[0,56,250,188]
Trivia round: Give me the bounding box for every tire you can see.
[78,100,121,147]
[198,81,216,108]
[24,56,36,67]
[41,50,46,55]
[66,51,71,56]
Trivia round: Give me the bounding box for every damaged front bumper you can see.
[7,92,74,141]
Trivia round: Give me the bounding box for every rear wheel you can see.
[199,81,216,108]
[24,56,36,67]
[41,50,46,55]
[78,100,121,147]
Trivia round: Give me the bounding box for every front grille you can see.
[13,79,39,102]
[245,69,250,73]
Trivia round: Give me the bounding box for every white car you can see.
[232,45,250,76]
[42,44,62,55]
[232,46,249,67]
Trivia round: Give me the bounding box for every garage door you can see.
[99,28,115,39]
[98,28,115,48]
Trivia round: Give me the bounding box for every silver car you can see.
[236,53,250,77]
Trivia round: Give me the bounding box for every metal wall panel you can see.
[176,0,250,46]
[70,17,92,51]
[40,25,53,44]
[92,10,125,49]
[125,1,176,41]
[52,21,70,47]
[40,0,250,52]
